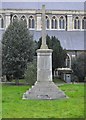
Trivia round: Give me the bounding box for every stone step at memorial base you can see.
[23,81,67,100]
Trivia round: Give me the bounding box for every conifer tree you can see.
[2,20,35,84]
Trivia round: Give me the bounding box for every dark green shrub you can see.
[24,60,37,85]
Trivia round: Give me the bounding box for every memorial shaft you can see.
[41,5,48,49]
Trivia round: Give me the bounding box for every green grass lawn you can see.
[2,83,84,118]
[0,84,2,120]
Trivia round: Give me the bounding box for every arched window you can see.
[29,16,35,29]
[13,15,18,22]
[51,16,57,29]
[0,15,4,28]
[21,16,27,25]
[46,16,49,29]
[59,16,65,29]
[82,17,86,29]
[74,17,80,29]
[65,54,71,68]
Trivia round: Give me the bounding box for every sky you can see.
[1,0,86,2]
[0,0,86,10]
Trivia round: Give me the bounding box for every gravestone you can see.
[23,5,66,100]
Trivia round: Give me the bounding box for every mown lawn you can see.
[2,83,84,118]
[0,84,2,120]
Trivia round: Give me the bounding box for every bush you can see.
[72,52,86,82]
[24,60,37,85]
[71,74,79,83]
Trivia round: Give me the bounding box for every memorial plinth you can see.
[23,5,66,100]
[23,48,66,99]
[37,49,53,82]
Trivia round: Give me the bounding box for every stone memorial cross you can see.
[23,5,66,100]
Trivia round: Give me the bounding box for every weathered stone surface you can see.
[23,81,66,100]
[37,49,53,82]
[23,49,67,100]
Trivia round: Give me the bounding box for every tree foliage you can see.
[2,20,35,80]
[38,35,67,73]
[24,60,37,85]
[72,52,86,82]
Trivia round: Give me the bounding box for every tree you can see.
[38,35,67,74]
[2,20,35,84]
[72,52,86,82]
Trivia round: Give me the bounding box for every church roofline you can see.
[0,9,85,14]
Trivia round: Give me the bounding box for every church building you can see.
[0,2,85,68]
